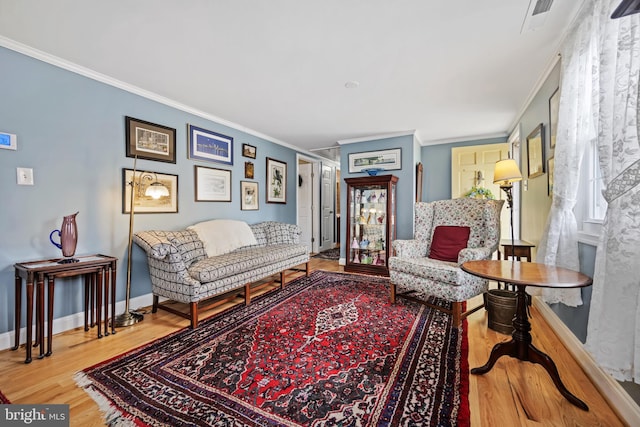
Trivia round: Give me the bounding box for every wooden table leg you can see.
[84,275,90,331]
[110,261,117,335]
[46,276,55,356]
[25,277,33,364]
[471,284,589,411]
[13,273,21,351]
[36,274,45,359]
[96,270,103,339]
[103,267,110,337]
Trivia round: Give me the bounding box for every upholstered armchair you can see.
[388,198,504,326]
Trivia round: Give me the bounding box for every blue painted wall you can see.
[421,136,507,202]
[339,135,417,259]
[0,46,302,335]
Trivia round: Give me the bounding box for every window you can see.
[576,139,606,245]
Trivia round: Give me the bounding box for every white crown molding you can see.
[0,35,323,158]
[420,132,509,146]
[337,130,416,145]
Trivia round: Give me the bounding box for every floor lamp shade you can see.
[493,159,522,187]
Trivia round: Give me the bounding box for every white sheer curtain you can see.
[585,2,640,384]
[535,1,599,306]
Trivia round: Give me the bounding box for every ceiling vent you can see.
[611,0,640,19]
[521,0,555,33]
[532,0,554,15]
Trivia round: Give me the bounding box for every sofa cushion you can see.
[169,231,206,267]
[187,219,257,257]
[266,222,298,244]
[428,226,470,262]
[188,244,308,283]
[249,223,268,246]
[389,256,461,286]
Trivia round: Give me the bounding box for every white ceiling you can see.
[0,0,583,158]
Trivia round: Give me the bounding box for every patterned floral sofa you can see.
[134,221,310,328]
[388,198,504,326]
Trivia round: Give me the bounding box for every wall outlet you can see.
[17,167,34,185]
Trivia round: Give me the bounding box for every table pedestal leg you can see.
[471,284,589,411]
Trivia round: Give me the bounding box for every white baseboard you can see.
[339,257,346,266]
[534,297,640,425]
[0,293,154,352]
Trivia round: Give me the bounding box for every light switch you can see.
[17,167,34,185]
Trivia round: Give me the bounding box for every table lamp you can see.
[114,155,169,327]
[493,158,522,254]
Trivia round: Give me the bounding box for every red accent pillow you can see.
[428,226,471,262]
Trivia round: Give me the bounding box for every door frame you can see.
[296,154,321,254]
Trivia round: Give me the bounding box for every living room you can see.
[1,1,639,426]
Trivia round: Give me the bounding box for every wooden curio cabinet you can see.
[344,174,398,276]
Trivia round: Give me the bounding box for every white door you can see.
[319,164,335,252]
[451,143,511,240]
[298,162,313,253]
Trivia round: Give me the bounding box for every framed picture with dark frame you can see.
[549,88,560,149]
[266,157,287,203]
[241,181,259,210]
[188,124,233,165]
[194,165,231,202]
[348,148,402,173]
[125,116,176,163]
[122,168,178,213]
[242,143,257,159]
[245,161,254,179]
[527,123,545,178]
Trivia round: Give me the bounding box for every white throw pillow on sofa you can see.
[187,219,257,257]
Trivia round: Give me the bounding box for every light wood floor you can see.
[0,258,624,426]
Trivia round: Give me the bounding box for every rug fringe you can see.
[73,372,137,427]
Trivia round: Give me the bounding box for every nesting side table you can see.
[13,254,117,363]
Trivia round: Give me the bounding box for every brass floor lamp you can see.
[493,158,522,250]
[114,155,169,327]
[485,158,523,334]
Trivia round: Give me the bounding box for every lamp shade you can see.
[145,182,170,199]
[493,159,522,185]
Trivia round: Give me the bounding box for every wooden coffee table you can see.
[461,260,593,411]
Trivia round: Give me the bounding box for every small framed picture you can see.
[122,169,178,213]
[242,143,257,159]
[241,181,259,210]
[188,124,233,165]
[266,157,287,204]
[125,116,176,163]
[527,123,545,178]
[194,165,231,202]
[245,161,254,179]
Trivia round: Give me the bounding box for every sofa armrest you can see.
[134,231,176,259]
[134,231,200,292]
[392,239,428,258]
[458,247,493,264]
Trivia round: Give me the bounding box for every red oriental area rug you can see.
[76,271,470,426]
[0,390,10,404]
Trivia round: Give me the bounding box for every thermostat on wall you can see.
[0,132,17,150]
